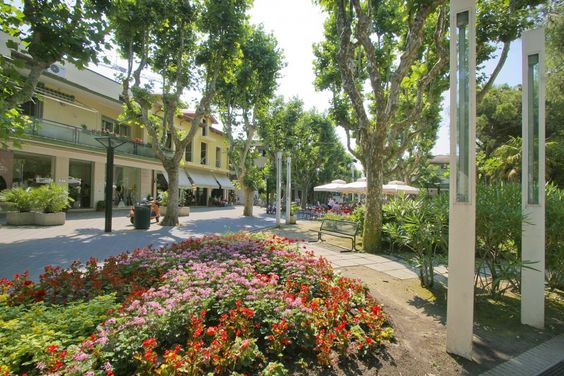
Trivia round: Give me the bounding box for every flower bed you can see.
[1,233,393,375]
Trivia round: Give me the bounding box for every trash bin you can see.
[134,205,151,229]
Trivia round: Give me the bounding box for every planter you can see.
[159,206,190,217]
[6,212,35,226]
[34,212,66,226]
[288,214,297,225]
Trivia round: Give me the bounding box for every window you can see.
[216,147,221,168]
[201,142,207,165]
[102,118,130,137]
[185,141,193,162]
[21,98,43,118]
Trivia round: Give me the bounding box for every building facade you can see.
[0,33,234,210]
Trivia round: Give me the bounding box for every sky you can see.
[249,0,524,157]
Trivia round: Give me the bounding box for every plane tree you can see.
[314,0,545,251]
[111,0,251,225]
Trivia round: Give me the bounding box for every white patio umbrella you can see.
[313,179,347,192]
[382,180,420,195]
[337,177,367,194]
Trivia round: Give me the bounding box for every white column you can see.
[276,151,282,227]
[447,0,477,359]
[54,156,69,189]
[521,28,545,329]
[93,161,106,204]
[285,156,291,224]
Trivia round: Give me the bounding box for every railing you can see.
[25,119,171,160]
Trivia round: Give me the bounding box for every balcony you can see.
[25,118,173,160]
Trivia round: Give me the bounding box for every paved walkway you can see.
[0,206,275,280]
[306,242,421,280]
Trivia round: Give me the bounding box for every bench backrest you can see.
[320,219,358,236]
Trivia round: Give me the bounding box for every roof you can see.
[181,110,218,125]
[430,155,450,164]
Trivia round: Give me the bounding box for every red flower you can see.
[46,344,59,354]
[206,326,216,336]
[142,338,157,348]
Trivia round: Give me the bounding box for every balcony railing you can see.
[25,119,172,160]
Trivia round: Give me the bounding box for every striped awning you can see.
[186,170,220,189]
[160,170,192,189]
[214,174,235,189]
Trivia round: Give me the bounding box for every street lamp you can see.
[96,136,127,232]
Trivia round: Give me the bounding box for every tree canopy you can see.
[313,0,546,251]
[216,25,284,216]
[0,0,110,147]
[112,0,252,225]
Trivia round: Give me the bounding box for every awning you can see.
[160,170,192,189]
[214,174,235,189]
[186,170,220,189]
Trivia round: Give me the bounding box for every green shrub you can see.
[33,183,73,213]
[475,182,524,296]
[0,187,34,212]
[96,200,105,211]
[0,294,119,374]
[159,190,169,206]
[383,194,448,287]
[350,205,365,233]
[546,183,564,290]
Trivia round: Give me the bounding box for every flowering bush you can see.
[1,233,393,375]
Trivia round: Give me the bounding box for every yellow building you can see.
[0,33,233,209]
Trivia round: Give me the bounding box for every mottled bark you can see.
[362,136,385,252]
[161,161,180,226]
[242,184,254,217]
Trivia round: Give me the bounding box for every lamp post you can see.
[96,136,126,232]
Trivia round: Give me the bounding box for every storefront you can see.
[113,165,141,206]
[69,159,93,208]
[11,152,54,188]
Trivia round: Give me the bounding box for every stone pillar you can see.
[54,156,69,189]
[93,161,106,205]
[447,0,477,359]
[521,28,546,329]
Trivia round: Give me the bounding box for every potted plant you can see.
[0,187,36,225]
[158,191,190,217]
[96,200,105,212]
[158,191,168,216]
[288,202,300,225]
[33,183,73,225]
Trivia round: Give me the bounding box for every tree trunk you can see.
[362,141,385,253]
[161,161,180,226]
[242,184,254,217]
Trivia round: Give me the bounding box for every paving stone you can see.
[364,261,407,272]
[386,268,419,280]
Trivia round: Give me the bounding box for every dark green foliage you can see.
[475,183,524,296]
[546,183,564,290]
[383,194,448,287]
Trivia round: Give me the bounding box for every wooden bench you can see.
[311,219,359,252]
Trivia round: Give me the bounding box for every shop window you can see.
[21,98,43,118]
[216,147,221,168]
[12,152,53,188]
[185,141,193,162]
[201,142,207,165]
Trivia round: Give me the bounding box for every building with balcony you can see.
[0,33,234,209]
